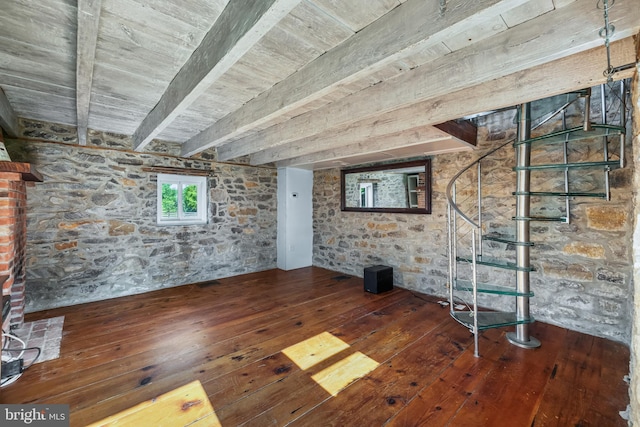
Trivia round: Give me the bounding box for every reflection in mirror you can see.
[341,159,431,214]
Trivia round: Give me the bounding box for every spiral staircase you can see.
[446,82,627,357]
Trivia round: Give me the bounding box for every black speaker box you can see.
[364,265,393,294]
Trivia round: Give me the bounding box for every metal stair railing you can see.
[446,92,597,357]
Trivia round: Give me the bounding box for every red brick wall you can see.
[416,173,426,209]
[0,172,27,327]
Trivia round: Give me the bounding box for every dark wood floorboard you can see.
[0,267,630,426]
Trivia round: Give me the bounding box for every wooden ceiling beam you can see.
[274,125,463,168]
[306,141,474,170]
[248,109,453,165]
[255,36,636,167]
[0,88,19,138]
[132,0,302,152]
[218,0,639,162]
[249,114,476,166]
[181,0,531,157]
[76,0,103,146]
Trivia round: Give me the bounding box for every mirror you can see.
[341,159,431,214]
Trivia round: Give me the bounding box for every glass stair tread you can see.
[456,255,535,272]
[483,233,534,246]
[513,216,567,222]
[513,124,625,147]
[514,160,621,171]
[513,191,607,198]
[451,311,535,331]
[514,92,583,125]
[454,279,534,297]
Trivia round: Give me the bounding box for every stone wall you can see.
[5,120,277,312]
[628,70,639,426]
[344,171,408,208]
[314,88,634,343]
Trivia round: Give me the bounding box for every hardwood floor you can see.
[1,267,630,426]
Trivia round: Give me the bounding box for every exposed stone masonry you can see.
[344,171,408,208]
[18,119,217,161]
[627,70,639,426]
[314,92,634,343]
[6,120,277,312]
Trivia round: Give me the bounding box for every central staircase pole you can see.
[507,103,541,349]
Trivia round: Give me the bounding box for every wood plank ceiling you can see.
[0,0,638,169]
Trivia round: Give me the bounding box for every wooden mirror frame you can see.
[340,159,432,214]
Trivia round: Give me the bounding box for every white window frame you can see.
[359,182,374,208]
[157,173,208,225]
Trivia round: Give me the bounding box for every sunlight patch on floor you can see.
[86,380,220,427]
[311,351,379,397]
[282,331,350,370]
[282,331,379,397]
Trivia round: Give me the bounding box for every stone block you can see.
[586,206,628,231]
[54,241,77,251]
[92,193,119,206]
[596,267,625,284]
[375,223,398,231]
[108,220,135,236]
[237,207,258,216]
[59,220,104,230]
[541,262,593,281]
[562,242,605,259]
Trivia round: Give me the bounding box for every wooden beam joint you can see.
[434,120,477,146]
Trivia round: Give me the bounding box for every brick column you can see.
[0,171,27,327]
[416,173,426,209]
[0,132,43,327]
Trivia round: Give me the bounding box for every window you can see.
[157,173,207,225]
[359,183,374,208]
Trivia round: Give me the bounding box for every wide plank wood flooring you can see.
[1,267,630,426]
